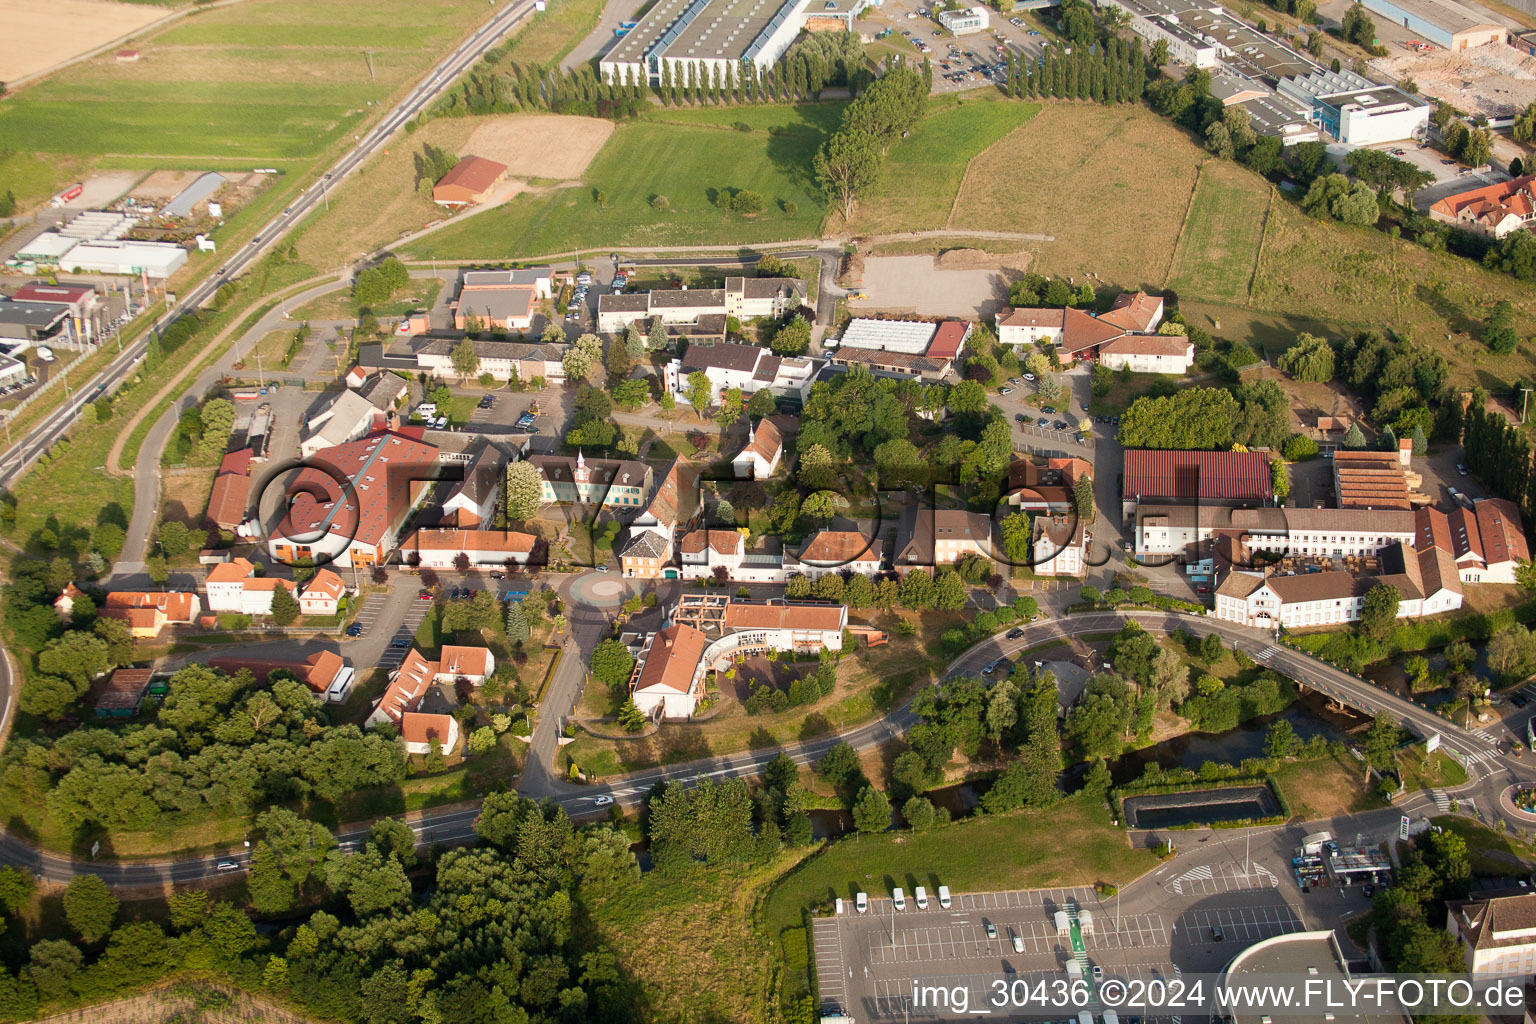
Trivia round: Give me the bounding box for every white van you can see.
[915,886,929,910]
[893,887,906,911]
[856,891,868,914]
[938,885,951,909]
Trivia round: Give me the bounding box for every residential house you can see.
[1214,541,1462,628]
[597,278,805,333]
[301,389,385,458]
[784,529,883,579]
[1006,456,1090,512]
[101,591,201,638]
[440,445,504,527]
[267,431,439,568]
[629,623,710,719]
[415,339,565,383]
[53,583,84,619]
[300,569,347,616]
[1097,335,1194,374]
[894,507,993,573]
[1447,891,1536,978]
[367,645,495,753]
[451,267,555,331]
[401,528,539,568]
[530,452,652,507]
[679,529,746,580]
[1098,291,1166,333]
[1417,498,1530,585]
[209,651,356,702]
[205,449,253,531]
[1033,515,1089,577]
[203,558,299,616]
[1431,175,1536,238]
[732,418,782,479]
[665,343,780,405]
[618,458,696,579]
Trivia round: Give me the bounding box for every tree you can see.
[1073,474,1094,521]
[450,337,480,380]
[505,460,542,521]
[1342,422,1367,450]
[902,796,938,832]
[1283,433,1320,461]
[1359,584,1400,642]
[63,874,118,943]
[1483,300,1518,355]
[618,697,646,732]
[999,511,1031,564]
[1410,423,1427,456]
[26,940,82,1000]
[1117,388,1238,450]
[816,742,861,787]
[686,370,713,414]
[813,129,882,219]
[770,315,811,356]
[325,846,411,916]
[851,785,892,833]
[562,347,592,383]
[747,388,777,418]
[0,867,34,915]
[1264,719,1298,760]
[647,317,669,352]
[1342,2,1374,46]
[591,638,635,690]
[1277,333,1335,382]
[270,583,300,626]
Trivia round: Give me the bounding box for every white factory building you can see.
[938,6,989,33]
[599,0,839,87]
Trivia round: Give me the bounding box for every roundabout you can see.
[565,572,636,608]
[1500,785,1536,821]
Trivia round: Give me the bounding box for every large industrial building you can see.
[1360,0,1505,50]
[1277,68,1432,144]
[599,0,868,86]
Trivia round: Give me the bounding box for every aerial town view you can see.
[12,0,1536,1018]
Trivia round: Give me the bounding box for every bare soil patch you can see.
[463,115,615,179]
[162,465,216,532]
[134,169,206,201]
[848,253,1008,318]
[1371,43,1536,119]
[1,0,169,83]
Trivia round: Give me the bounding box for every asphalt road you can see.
[7,606,1518,889]
[0,0,542,494]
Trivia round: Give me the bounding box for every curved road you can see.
[0,0,543,494]
[0,607,1524,887]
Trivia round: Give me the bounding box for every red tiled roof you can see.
[795,530,882,566]
[400,712,456,748]
[402,528,536,553]
[742,417,781,463]
[1475,498,1529,567]
[208,650,345,692]
[303,569,346,602]
[635,624,708,694]
[274,431,438,551]
[680,529,743,555]
[13,284,93,305]
[722,601,846,632]
[1060,307,1127,353]
[1430,175,1536,226]
[996,307,1065,329]
[1122,450,1273,502]
[435,156,507,195]
[102,591,197,622]
[1098,335,1191,358]
[1098,291,1163,332]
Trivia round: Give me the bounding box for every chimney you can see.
[1398,438,1413,467]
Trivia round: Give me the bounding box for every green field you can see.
[761,793,1156,939]
[1167,160,1270,304]
[406,105,836,258]
[837,95,1040,235]
[0,0,491,161]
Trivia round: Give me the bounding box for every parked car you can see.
[345,623,363,637]
[1022,372,1035,381]
[915,886,929,910]
[938,885,951,909]
[1015,413,1026,423]
[1000,387,1013,395]
[1012,933,1025,953]
[1196,584,1213,594]
[893,888,906,911]
[1212,924,1224,941]
[856,891,869,913]
[417,590,434,601]
[1006,628,1024,640]
[390,638,412,648]
[985,921,997,939]
[1457,463,1467,475]
[1009,377,1021,385]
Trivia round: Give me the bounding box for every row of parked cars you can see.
[853,884,951,914]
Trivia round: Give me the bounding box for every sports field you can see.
[1166,160,1270,304]
[0,0,492,163]
[405,105,835,258]
[834,95,1040,235]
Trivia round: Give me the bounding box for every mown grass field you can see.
[0,0,492,163]
[406,105,835,258]
[947,103,1205,287]
[1167,160,1270,304]
[832,95,1039,235]
[761,793,1155,939]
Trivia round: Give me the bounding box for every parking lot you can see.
[867,0,1052,93]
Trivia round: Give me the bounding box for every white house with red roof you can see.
[731,418,782,479]
[366,645,495,754]
[400,528,538,568]
[783,530,883,579]
[1416,499,1530,585]
[995,291,1187,370]
[299,569,347,616]
[268,431,437,568]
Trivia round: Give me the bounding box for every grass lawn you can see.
[406,106,833,258]
[1173,300,1347,358]
[1268,749,1388,821]
[1397,746,1469,793]
[834,94,1040,235]
[1087,368,1186,417]
[1432,815,1536,876]
[761,792,1155,941]
[10,413,133,552]
[292,278,441,321]
[496,0,605,68]
[1166,159,1270,304]
[0,0,491,164]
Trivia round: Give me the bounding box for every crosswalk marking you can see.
[1256,645,1282,660]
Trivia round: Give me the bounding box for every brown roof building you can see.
[1430,175,1536,238]
[206,448,253,530]
[1332,450,1411,510]
[432,156,508,207]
